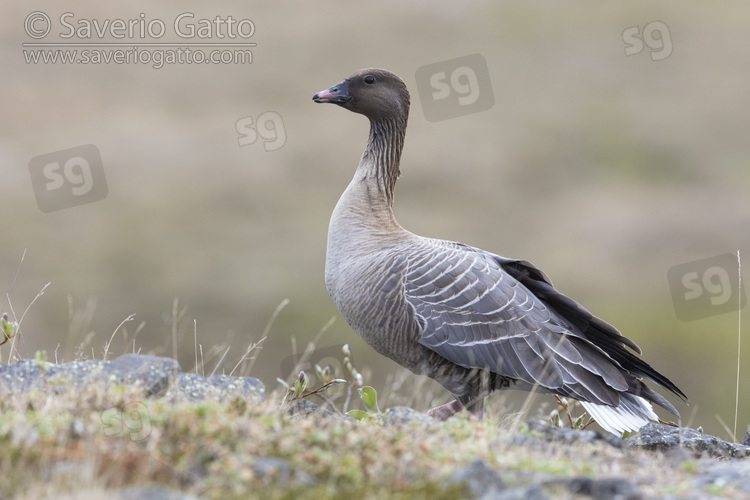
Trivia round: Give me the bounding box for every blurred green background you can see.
[2,1,748,438]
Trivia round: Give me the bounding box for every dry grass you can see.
[0,371,738,500]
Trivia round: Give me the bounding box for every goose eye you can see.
[364,75,375,84]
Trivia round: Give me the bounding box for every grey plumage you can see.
[313,68,686,435]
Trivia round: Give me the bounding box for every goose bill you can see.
[312,80,351,104]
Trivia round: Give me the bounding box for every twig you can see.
[344,384,354,414]
[554,395,575,429]
[733,249,742,443]
[103,313,135,360]
[6,281,51,360]
[261,298,290,340]
[210,346,231,377]
[172,298,179,361]
[229,336,267,377]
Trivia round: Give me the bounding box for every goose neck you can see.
[359,115,407,207]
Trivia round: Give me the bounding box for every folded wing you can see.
[403,240,685,419]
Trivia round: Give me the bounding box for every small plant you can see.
[1,313,18,346]
[277,369,347,404]
[347,386,382,422]
[34,350,53,385]
[549,396,594,431]
[340,344,364,412]
[277,343,371,417]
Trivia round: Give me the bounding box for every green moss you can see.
[0,381,722,499]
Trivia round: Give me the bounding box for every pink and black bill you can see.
[312,79,351,104]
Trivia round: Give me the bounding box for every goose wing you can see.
[403,241,685,411]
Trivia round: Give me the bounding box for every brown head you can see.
[312,68,410,123]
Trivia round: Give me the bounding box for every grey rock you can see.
[177,372,265,403]
[0,359,105,396]
[383,406,434,427]
[481,485,547,500]
[522,419,624,449]
[741,428,750,447]
[565,477,641,500]
[694,460,750,493]
[627,423,750,459]
[446,460,505,498]
[0,354,269,406]
[90,354,179,398]
[285,398,339,419]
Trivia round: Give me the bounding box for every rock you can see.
[0,359,105,396]
[693,460,750,493]
[565,477,641,500]
[383,406,434,427]
[627,423,750,459]
[177,372,265,403]
[90,354,179,398]
[285,398,339,419]
[520,420,624,449]
[0,354,268,406]
[445,460,505,498]
[741,428,750,447]
[481,485,547,500]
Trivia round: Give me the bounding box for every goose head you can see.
[313,68,410,122]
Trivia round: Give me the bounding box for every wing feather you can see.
[405,240,685,411]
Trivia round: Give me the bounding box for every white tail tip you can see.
[580,396,659,436]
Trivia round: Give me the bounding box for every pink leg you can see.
[427,399,463,420]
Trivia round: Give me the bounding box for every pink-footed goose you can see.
[312,68,685,435]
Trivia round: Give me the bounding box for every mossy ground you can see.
[0,381,734,500]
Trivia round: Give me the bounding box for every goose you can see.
[312,68,685,435]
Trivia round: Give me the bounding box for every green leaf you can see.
[293,378,307,397]
[359,386,379,413]
[551,412,560,427]
[1,315,18,346]
[574,415,584,430]
[347,409,369,421]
